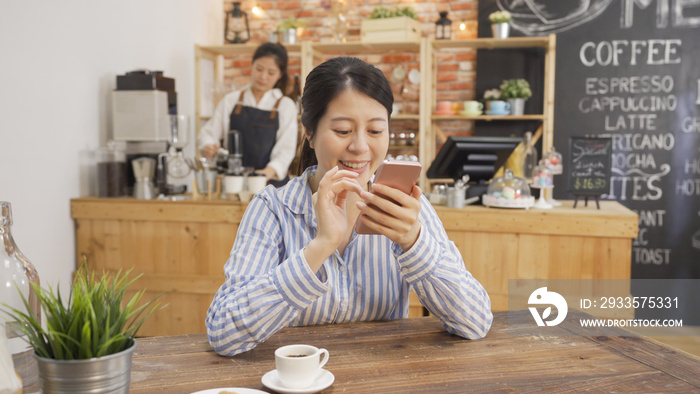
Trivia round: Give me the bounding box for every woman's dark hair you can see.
[297,56,393,173]
[253,43,289,92]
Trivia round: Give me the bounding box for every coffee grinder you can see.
[111,69,187,195]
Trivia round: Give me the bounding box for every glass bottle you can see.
[332,0,348,43]
[1,201,40,389]
[522,131,538,184]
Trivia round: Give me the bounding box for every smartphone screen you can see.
[355,160,422,235]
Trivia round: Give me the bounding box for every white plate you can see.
[261,369,335,394]
[190,388,268,394]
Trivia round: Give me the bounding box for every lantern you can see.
[225,2,250,44]
[435,11,452,40]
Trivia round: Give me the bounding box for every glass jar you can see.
[543,147,563,175]
[1,201,40,389]
[96,140,127,197]
[532,160,554,188]
[482,169,534,209]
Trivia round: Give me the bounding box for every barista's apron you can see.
[228,90,289,187]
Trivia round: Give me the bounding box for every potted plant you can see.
[489,10,512,39]
[362,6,421,43]
[499,79,532,115]
[1,264,163,393]
[276,16,306,44]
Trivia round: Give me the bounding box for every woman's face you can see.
[251,56,282,94]
[309,88,390,188]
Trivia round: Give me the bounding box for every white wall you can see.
[0,0,223,295]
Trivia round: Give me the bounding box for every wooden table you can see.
[130,311,700,393]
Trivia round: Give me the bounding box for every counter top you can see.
[72,197,638,238]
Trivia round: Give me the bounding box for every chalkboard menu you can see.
[478,0,700,324]
[566,137,612,195]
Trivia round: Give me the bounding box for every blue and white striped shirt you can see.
[206,166,493,356]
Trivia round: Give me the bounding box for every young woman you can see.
[197,43,297,186]
[206,57,492,356]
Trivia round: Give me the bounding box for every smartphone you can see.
[355,160,423,235]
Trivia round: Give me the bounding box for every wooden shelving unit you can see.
[194,35,556,189]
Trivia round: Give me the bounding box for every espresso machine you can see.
[111,69,188,196]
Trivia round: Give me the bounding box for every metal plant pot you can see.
[491,22,510,39]
[280,28,297,44]
[35,341,136,394]
[509,98,526,116]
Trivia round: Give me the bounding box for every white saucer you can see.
[190,388,268,394]
[261,369,335,394]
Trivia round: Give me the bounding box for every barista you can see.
[197,43,298,187]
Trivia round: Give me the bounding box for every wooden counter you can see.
[434,200,638,311]
[71,197,638,337]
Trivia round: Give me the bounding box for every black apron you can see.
[228,91,289,187]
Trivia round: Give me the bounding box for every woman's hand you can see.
[201,144,221,159]
[255,166,278,181]
[356,183,422,251]
[304,167,364,271]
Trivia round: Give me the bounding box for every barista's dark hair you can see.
[297,56,393,173]
[253,43,289,93]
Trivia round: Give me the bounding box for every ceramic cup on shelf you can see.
[275,344,329,389]
[436,101,454,114]
[489,100,511,115]
[462,100,483,115]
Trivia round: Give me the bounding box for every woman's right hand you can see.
[201,144,221,159]
[304,166,363,271]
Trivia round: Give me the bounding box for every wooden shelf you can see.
[311,41,421,54]
[431,37,550,50]
[196,43,302,56]
[391,113,420,120]
[195,36,556,190]
[431,114,545,121]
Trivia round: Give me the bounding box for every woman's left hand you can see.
[356,183,422,251]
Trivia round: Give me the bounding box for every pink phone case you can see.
[355,160,422,235]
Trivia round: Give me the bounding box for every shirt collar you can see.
[278,166,316,215]
[243,85,283,102]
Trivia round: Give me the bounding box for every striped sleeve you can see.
[205,193,328,356]
[396,195,493,339]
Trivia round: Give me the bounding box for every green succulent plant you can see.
[499,79,532,99]
[369,6,418,20]
[1,264,164,360]
[276,16,307,31]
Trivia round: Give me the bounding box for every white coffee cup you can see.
[224,175,244,195]
[275,344,329,389]
[247,174,267,194]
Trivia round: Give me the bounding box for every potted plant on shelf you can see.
[489,10,512,39]
[499,79,532,116]
[276,16,306,44]
[362,6,421,43]
[1,264,163,393]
